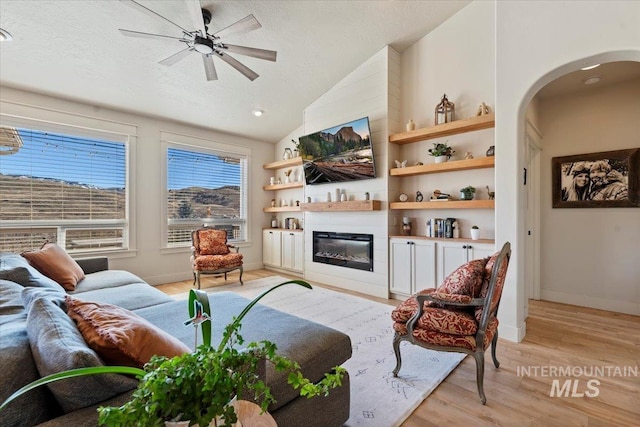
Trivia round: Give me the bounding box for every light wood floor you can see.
[157,270,640,427]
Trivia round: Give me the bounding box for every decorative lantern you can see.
[434,94,455,125]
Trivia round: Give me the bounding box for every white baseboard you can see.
[304,271,389,299]
[499,322,526,343]
[541,289,640,316]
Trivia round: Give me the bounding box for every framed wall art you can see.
[552,148,640,208]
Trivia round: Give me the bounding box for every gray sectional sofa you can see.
[0,252,351,426]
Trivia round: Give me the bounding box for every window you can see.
[165,143,248,247]
[0,126,129,253]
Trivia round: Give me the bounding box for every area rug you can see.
[178,276,465,427]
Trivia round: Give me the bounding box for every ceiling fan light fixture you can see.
[251,109,264,117]
[194,36,214,54]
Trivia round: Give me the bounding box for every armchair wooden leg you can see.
[195,272,201,290]
[192,272,197,287]
[224,272,228,281]
[392,333,403,377]
[474,352,487,405]
[491,330,500,368]
[239,266,244,285]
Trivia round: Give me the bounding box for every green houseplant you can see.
[460,185,476,200]
[0,280,345,427]
[428,142,455,163]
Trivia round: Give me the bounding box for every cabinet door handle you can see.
[468,245,472,249]
[462,245,467,249]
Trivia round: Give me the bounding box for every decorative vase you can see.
[406,119,415,132]
[283,148,293,160]
[470,228,480,240]
[434,155,448,164]
[165,421,190,427]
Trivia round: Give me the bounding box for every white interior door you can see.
[525,119,542,309]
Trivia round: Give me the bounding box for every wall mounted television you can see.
[299,117,376,185]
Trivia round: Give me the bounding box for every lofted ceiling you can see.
[0,0,471,142]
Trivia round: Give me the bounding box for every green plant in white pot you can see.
[428,142,455,163]
[0,280,345,427]
[470,225,481,240]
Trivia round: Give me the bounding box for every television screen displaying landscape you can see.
[299,117,375,185]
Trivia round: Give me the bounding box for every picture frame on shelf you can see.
[552,148,639,208]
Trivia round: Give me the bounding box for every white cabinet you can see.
[282,231,303,272]
[390,238,436,296]
[263,229,282,268]
[263,229,304,273]
[436,241,495,284]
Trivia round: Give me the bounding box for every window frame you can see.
[160,131,252,251]
[0,102,137,258]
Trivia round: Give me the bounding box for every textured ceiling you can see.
[0,0,470,142]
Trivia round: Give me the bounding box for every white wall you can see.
[296,47,399,299]
[0,87,274,285]
[496,0,640,340]
[537,79,640,315]
[398,0,496,240]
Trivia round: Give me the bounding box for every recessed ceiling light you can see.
[581,64,600,71]
[251,109,264,117]
[0,28,13,41]
[583,75,601,85]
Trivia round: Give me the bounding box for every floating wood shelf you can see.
[390,157,494,177]
[390,200,494,210]
[300,200,381,212]
[263,182,304,191]
[389,113,495,145]
[263,157,303,170]
[263,206,302,213]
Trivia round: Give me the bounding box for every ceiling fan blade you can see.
[223,44,277,62]
[203,55,218,81]
[213,14,261,39]
[119,0,191,34]
[119,29,185,41]
[217,52,259,81]
[159,47,194,66]
[185,0,207,36]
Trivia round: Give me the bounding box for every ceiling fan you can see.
[118,0,277,81]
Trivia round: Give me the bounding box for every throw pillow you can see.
[25,297,138,413]
[197,229,230,255]
[21,242,85,291]
[0,252,63,290]
[438,258,488,299]
[65,296,191,368]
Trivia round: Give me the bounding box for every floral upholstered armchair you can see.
[391,242,511,404]
[190,227,243,289]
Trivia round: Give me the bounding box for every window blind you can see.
[0,126,127,252]
[166,146,247,246]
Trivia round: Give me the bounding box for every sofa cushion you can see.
[69,269,147,294]
[21,243,85,291]
[71,282,174,311]
[0,252,63,290]
[66,296,190,368]
[0,280,61,426]
[25,297,138,413]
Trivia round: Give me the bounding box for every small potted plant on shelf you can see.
[428,142,455,163]
[470,225,480,240]
[0,281,345,427]
[460,185,476,200]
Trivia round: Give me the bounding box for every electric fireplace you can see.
[312,231,373,272]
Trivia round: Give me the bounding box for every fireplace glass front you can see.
[313,231,373,272]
